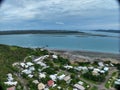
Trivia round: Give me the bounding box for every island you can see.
[0,30,110,37]
[94,30,120,34]
[0,44,120,90]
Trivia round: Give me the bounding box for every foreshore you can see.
[49,49,120,64]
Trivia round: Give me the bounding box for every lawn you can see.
[105,72,118,89]
[90,86,98,90]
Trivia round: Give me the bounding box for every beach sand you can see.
[49,49,120,64]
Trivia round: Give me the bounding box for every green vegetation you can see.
[0,45,31,77]
[105,72,118,89]
[0,44,49,89]
[82,71,106,82]
[0,44,119,90]
[91,86,98,90]
[113,63,120,90]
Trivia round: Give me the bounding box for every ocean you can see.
[0,32,119,54]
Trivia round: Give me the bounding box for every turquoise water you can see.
[0,34,119,53]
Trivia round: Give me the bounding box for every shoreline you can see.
[48,49,120,63]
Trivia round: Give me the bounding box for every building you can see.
[52,55,58,59]
[47,80,54,87]
[74,84,85,90]
[98,62,104,67]
[58,74,66,80]
[38,83,45,90]
[7,86,15,90]
[64,65,73,69]
[104,67,109,71]
[50,74,57,81]
[32,80,39,84]
[63,75,71,82]
[115,79,120,85]
[39,73,46,78]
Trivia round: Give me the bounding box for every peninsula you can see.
[0,44,120,90]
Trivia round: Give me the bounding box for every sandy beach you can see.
[49,49,120,64]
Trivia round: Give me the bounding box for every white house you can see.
[4,73,18,86]
[28,74,33,78]
[39,73,46,78]
[29,66,35,71]
[104,67,109,71]
[4,81,18,86]
[34,55,49,62]
[74,84,85,90]
[52,55,58,59]
[64,65,73,69]
[36,61,47,67]
[20,63,26,68]
[58,74,66,80]
[98,62,104,67]
[50,74,57,81]
[26,62,34,67]
[22,69,32,74]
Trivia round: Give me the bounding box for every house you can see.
[34,55,49,62]
[81,67,88,73]
[100,70,105,74]
[20,63,26,68]
[58,74,66,80]
[92,68,101,75]
[7,86,15,90]
[115,79,120,85]
[98,62,104,67]
[104,67,109,71]
[52,55,58,59]
[92,70,99,76]
[78,81,84,85]
[29,66,35,71]
[39,73,46,78]
[4,81,18,86]
[38,83,45,90]
[22,69,32,74]
[7,73,14,81]
[57,86,61,89]
[74,66,83,71]
[47,80,54,87]
[64,65,73,69]
[63,75,71,82]
[28,74,33,78]
[33,80,39,84]
[26,62,34,67]
[36,61,47,67]
[50,74,57,81]
[52,84,57,87]
[4,73,18,86]
[88,67,94,70]
[74,84,85,90]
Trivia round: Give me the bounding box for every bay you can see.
[0,34,119,54]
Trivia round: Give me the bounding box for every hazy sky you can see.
[0,0,119,31]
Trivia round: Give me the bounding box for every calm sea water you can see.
[0,33,119,54]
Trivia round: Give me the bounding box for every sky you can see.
[0,0,119,31]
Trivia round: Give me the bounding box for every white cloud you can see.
[0,0,118,22]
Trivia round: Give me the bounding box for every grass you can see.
[81,76,98,84]
[0,44,49,90]
[105,72,118,89]
[90,86,98,90]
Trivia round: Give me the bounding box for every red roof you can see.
[7,86,15,90]
[47,80,54,87]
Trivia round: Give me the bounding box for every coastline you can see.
[48,49,120,63]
